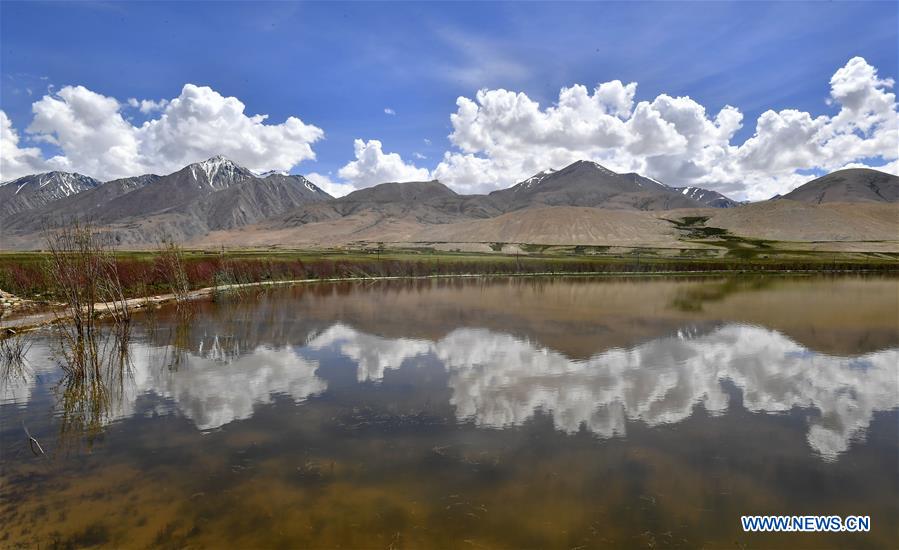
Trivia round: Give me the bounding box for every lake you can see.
[1,275,897,548]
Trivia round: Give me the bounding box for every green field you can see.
[2,242,897,302]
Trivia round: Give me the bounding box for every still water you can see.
[1,276,897,548]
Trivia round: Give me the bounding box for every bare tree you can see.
[44,219,131,376]
[156,233,191,309]
[38,219,137,452]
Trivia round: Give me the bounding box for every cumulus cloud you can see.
[305,171,356,198]
[27,85,145,179]
[431,56,898,200]
[1,83,324,181]
[0,111,48,181]
[337,139,431,188]
[138,84,323,175]
[128,97,169,114]
[4,57,895,199]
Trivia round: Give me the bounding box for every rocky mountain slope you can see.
[488,160,705,211]
[2,156,333,243]
[780,168,899,203]
[268,160,735,237]
[274,180,502,229]
[2,158,896,252]
[671,186,741,208]
[0,172,102,216]
[3,174,162,231]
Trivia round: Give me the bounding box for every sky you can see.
[1,1,897,200]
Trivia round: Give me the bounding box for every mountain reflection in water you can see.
[2,277,897,549]
[6,321,896,461]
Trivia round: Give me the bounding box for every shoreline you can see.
[2,268,896,334]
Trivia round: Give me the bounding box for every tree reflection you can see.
[53,324,133,452]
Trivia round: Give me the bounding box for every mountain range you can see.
[1,156,331,245]
[1,156,897,251]
[0,172,103,216]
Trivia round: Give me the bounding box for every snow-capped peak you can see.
[518,168,556,190]
[189,156,252,189]
[254,169,289,178]
[1,171,101,211]
[6,171,98,194]
[681,186,710,200]
[588,161,614,174]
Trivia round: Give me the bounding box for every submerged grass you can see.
[0,330,32,363]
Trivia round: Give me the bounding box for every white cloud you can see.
[4,58,895,199]
[830,56,895,123]
[413,152,427,160]
[384,107,396,116]
[28,85,145,179]
[3,83,324,181]
[128,97,169,114]
[432,152,505,194]
[137,84,323,176]
[431,57,898,200]
[840,158,898,175]
[336,139,431,188]
[305,171,355,198]
[0,111,48,181]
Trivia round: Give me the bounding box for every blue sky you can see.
[1,1,897,198]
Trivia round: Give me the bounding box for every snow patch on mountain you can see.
[255,169,290,178]
[517,168,556,191]
[189,156,253,189]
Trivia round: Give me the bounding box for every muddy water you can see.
[1,276,897,548]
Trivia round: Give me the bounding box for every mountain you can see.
[3,159,897,252]
[2,157,334,244]
[671,186,741,208]
[197,173,332,230]
[342,180,457,203]
[781,168,899,204]
[91,156,258,222]
[0,172,102,216]
[275,179,499,229]
[488,160,704,211]
[6,174,162,229]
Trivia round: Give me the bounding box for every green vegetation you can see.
[520,243,552,253]
[668,215,710,227]
[669,277,776,312]
[1,244,896,302]
[664,215,729,239]
[660,215,867,260]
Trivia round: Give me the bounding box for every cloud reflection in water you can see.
[309,323,898,461]
[4,323,896,461]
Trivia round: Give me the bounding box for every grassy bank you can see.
[1,247,897,301]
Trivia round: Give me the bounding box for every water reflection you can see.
[310,323,898,461]
[2,278,897,548]
[5,320,895,462]
[129,344,326,430]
